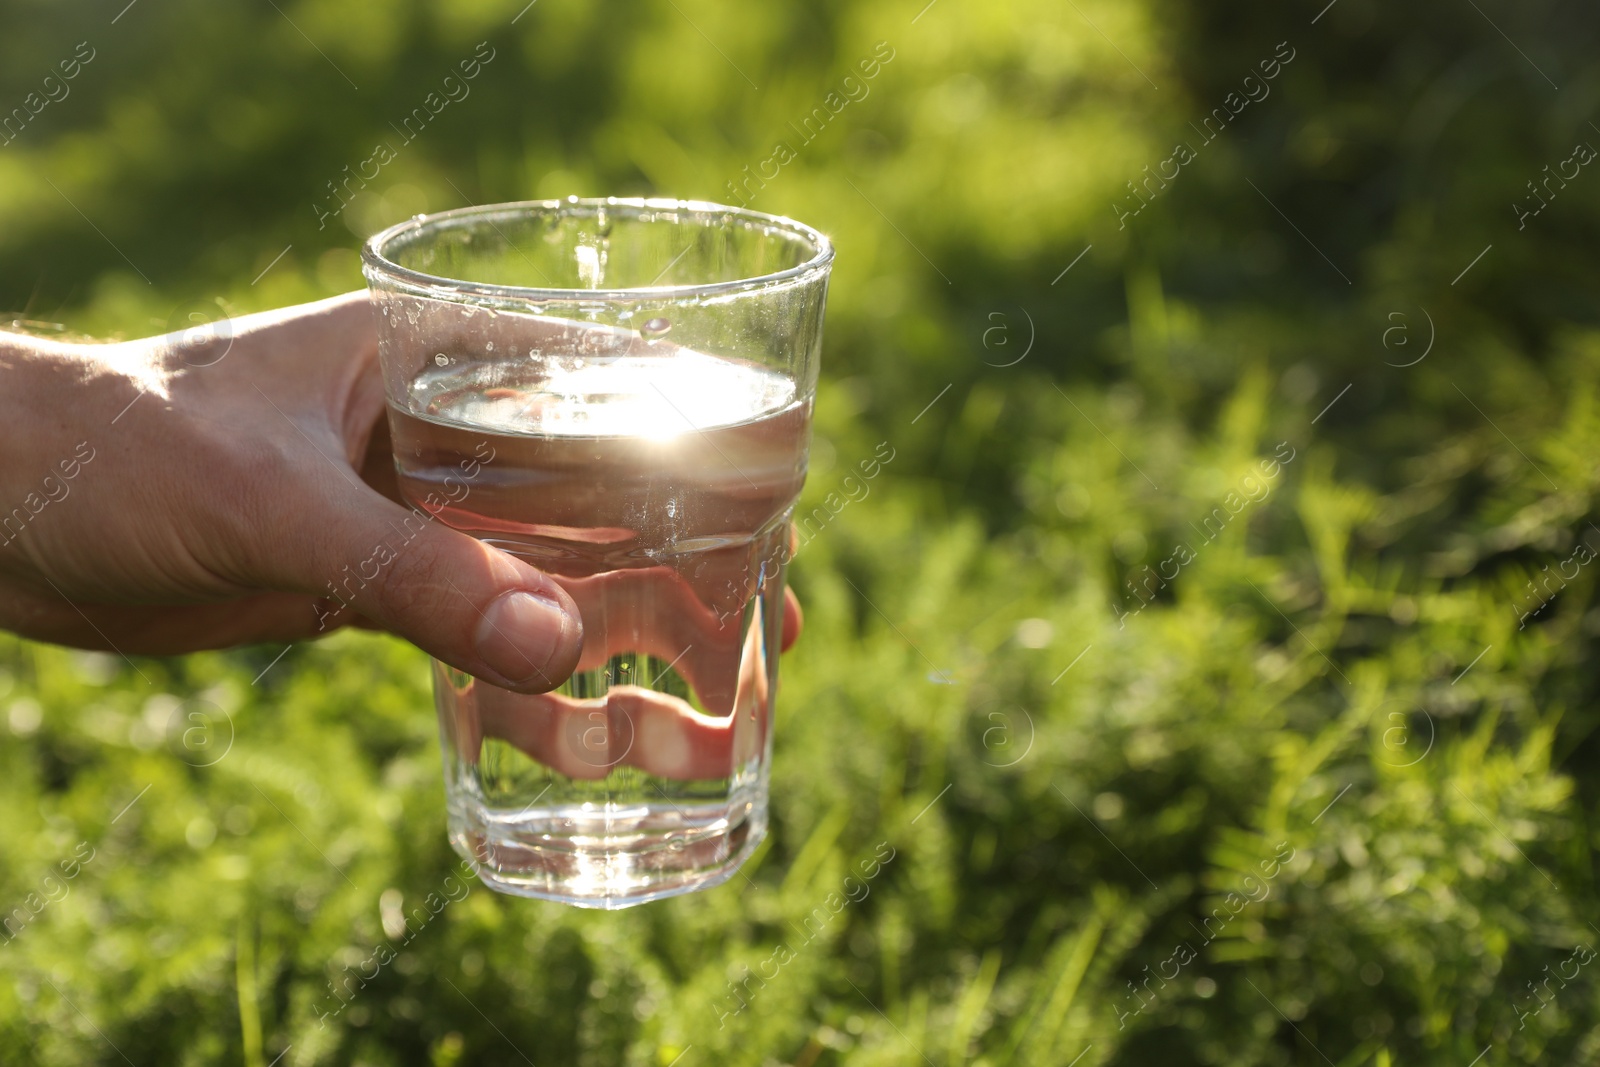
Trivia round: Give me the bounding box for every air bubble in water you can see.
[641,317,672,340]
[434,353,448,366]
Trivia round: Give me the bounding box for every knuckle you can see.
[367,525,458,623]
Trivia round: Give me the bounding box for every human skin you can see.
[0,292,799,692]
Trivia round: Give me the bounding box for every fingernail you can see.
[474,590,576,689]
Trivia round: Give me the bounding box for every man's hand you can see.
[0,292,591,692]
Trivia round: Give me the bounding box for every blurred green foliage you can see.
[4,0,1600,1063]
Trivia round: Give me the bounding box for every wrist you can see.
[0,330,140,476]
[0,326,46,366]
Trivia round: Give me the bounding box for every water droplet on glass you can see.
[434,353,449,366]
[641,317,672,340]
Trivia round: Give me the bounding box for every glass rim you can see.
[362,197,835,303]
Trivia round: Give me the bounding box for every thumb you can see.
[284,484,584,693]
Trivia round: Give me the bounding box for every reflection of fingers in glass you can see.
[471,596,771,780]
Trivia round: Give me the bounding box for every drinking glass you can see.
[362,198,832,908]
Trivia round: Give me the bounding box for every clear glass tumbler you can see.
[362,199,832,908]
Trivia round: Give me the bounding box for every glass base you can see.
[448,793,766,909]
